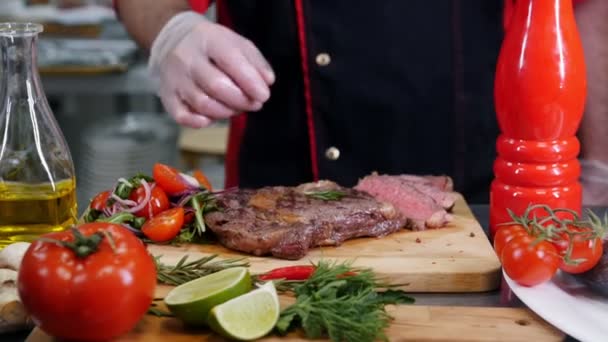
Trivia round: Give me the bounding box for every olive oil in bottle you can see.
[0,179,77,247]
[0,23,77,249]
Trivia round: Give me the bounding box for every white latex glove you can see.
[149,11,275,128]
[580,159,608,206]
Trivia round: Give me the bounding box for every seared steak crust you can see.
[205,181,406,259]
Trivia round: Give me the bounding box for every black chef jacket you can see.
[193,0,504,204]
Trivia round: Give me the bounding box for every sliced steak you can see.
[395,175,457,210]
[355,174,453,230]
[397,174,454,192]
[204,180,407,260]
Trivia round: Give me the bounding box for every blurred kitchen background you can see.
[0,0,226,213]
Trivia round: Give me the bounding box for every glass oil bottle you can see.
[0,23,77,248]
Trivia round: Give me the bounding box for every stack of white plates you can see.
[77,112,179,211]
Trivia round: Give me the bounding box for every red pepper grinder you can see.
[489,0,587,238]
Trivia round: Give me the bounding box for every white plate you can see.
[504,270,608,342]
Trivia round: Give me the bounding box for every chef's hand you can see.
[580,159,608,206]
[148,12,275,128]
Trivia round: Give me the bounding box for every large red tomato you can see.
[18,223,157,341]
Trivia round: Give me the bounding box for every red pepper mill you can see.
[489,0,587,238]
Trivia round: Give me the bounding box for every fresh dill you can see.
[273,260,414,342]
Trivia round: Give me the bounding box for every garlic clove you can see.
[0,242,31,271]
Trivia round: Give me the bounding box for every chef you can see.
[113,0,608,205]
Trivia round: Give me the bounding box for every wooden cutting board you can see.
[27,286,564,342]
[148,193,501,293]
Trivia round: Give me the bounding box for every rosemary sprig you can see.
[154,254,250,286]
[188,191,218,236]
[274,260,414,342]
[304,190,347,201]
[147,302,174,317]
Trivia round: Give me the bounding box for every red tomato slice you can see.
[152,163,191,196]
[90,190,111,211]
[141,208,185,242]
[193,170,213,191]
[129,185,170,219]
[183,212,195,225]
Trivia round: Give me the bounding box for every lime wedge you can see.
[207,281,280,341]
[164,267,251,326]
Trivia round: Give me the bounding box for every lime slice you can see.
[207,281,280,341]
[164,267,251,326]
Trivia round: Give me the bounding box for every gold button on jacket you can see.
[325,146,340,160]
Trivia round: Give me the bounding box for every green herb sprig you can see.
[274,261,414,342]
[154,254,249,286]
[303,190,347,201]
[114,174,154,199]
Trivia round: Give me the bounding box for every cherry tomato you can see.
[493,224,528,261]
[193,169,213,191]
[18,223,156,341]
[141,207,185,242]
[152,163,191,196]
[129,185,170,219]
[501,235,560,287]
[553,231,603,274]
[90,190,111,211]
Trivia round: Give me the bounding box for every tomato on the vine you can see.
[129,185,170,218]
[553,230,603,274]
[18,223,157,341]
[90,190,111,211]
[493,224,528,261]
[142,207,185,242]
[501,234,560,287]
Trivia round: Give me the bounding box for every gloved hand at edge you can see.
[148,11,275,128]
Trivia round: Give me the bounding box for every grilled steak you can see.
[205,180,407,259]
[355,173,456,230]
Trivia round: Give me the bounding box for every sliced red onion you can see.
[148,184,156,218]
[212,187,238,195]
[102,207,113,217]
[176,193,195,207]
[179,172,201,189]
[117,177,133,187]
[171,188,199,200]
[121,223,144,237]
[111,193,137,207]
[125,179,152,214]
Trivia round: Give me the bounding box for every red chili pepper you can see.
[258,265,316,281]
[337,271,357,279]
